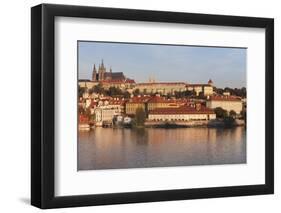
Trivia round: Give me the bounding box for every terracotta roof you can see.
[149,105,214,115]
[108,100,126,105]
[137,82,186,86]
[209,95,241,102]
[148,96,173,103]
[90,101,98,107]
[125,78,136,84]
[101,79,124,84]
[127,96,151,104]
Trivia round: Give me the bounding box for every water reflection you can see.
[78,127,246,170]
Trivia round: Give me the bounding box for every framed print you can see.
[31,4,274,209]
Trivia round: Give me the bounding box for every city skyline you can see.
[78,41,246,88]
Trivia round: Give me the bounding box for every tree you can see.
[214,107,228,119]
[133,88,140,96]
[78,105,85,114]
[124,91,131,99]
[213,87,224,95]
[106,86,123,97]
[88,88,94,95]
[92,83,104,94]
[78,86,86,97]
[174,90,196,99]
[241,109,247,122]
[229,110,237,118]
[135,107,146,126]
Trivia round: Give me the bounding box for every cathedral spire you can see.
[92,64,97,81]
[101,59,104,68]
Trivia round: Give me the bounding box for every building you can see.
[78,79,99,90]
[90,60,136,90]
[206,95,243,114]
[148,104,216,121]
[101,78,136,91]
[108,99,126,114]
[186,79,214,96]
[147,95,187,111]
[125,96,151,115]
[94,104,122,126]
[135,82,186,95]
[92,60,126,82]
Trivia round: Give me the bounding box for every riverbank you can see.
[79,119,245,131]
[144,119,245,128]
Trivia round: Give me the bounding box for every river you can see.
[78,127,246,170]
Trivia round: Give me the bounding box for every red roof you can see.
[101,79,124,84]
[125,78,136,84]
[108,100,126,105]
[209,95,241,102]
[149,105,214,115]
[148,96,173,103]
[147,96,190,105]
[90,101,98,107]
[137,82,186,86]
[127,96,151,104]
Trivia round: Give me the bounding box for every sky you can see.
[78,41,246,88]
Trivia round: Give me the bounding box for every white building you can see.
[79,80,99,90]
[135,82,186,95]
[93,104,122,126]
[148,105,216,121]
[186,79,214,96]
[206,96,243,114]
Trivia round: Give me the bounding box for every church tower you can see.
[208,79,213,86]
[98,64,102,81]
[92,64,97,81]
[98,59,106,81]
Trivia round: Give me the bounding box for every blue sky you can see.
[78,41,246,88]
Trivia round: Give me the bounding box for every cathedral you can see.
[92,60,126,82]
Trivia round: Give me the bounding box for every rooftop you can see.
[149,105,215,115]
[127,96,151,104]
[137,82,186,86]
[209,95,242,102]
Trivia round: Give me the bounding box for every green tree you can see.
[241,109,247,122]
[93,83,104,94]
[135,107,146,126]
[213,87,224,95]
[124,91,131,99]
[229,110,237,118]
[78,86,86,97]
[223,116,235,127]
[88,88,94,95]
[106,86,123,97]
[133,88,140,96]
[214,107,228,119]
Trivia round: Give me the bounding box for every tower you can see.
[208,79,213,86]
[98,64,102,81]
[98,59,106,81]
[92,64,97,81]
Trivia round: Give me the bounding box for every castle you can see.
[92,60,126,82]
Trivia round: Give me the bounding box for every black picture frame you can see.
[31,3,274,209]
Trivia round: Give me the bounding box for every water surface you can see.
[78,127,246,170]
